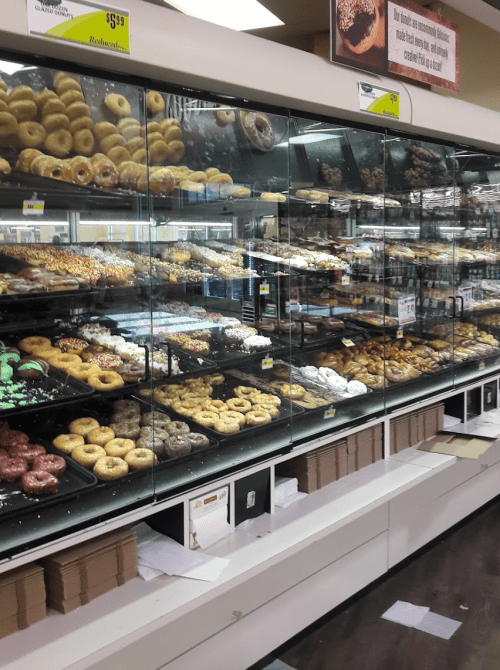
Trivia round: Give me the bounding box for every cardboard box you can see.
[347,453,356,474]
[336,443,348,479]
[418,431,497,459]
[0,603,46,640]
[356,429,374,470]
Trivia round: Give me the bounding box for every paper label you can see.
[398,296,416,323]
[458,286,472,311]
[261,356,273,370]
[479,361,486,370]
[26,0,130,55]
[359,82,400,119]
[342,338,355,347]
[397,328,404,339]
[260,282,270,295]
[341,275,350,285]
[23,199,44,215]
[324,407,336,419]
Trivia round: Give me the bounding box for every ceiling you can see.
[140,0,500,51]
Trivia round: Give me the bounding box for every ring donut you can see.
[56,78,82,95]
[163,125,182,143]
[19,336,51,353]
[70,116,93,133]
[159,118,180,132]
[91,154,119,188]
[0,79,7,92]
[42,98,66,117]
[207,172,233,184]
[131,148,147,164]
[227,397,252,413]
[94,121,118,140]
[147,166,175,194]
[69,417,100,437]
[146,90,165,113]
[9,100,37,121]
[118,161,142,189]
[121,123,141,141]
[66,362,100,380]
[44,128,72,157]
[104,438,135,458]
[0,112,18,136]
[66,101,90,121]
[60,89,85,107]
[0,158,11,176]
[148,140,169,164]
[46,352,82,370]
[165,140,185,163]
[105,93,131,116]
[72,444,106,468]
[87,426,115,447]
[213,419,240,434]
[204,167,220,178]
[9,86,35,102]
[53,71,80,87]
[125,136,145,154]
[100,133,126,153]
[69,156,94,185]
[107,145,131,166]
[31,156,73,182]
[35,89,57,108]
[124,448,157,471]
[117,117,140,131]
[192,410,219,428]
[94,456,128,479]
[87,370,124,390]
[245,410,271,426]
[52,433,84,454]
[239,110,274,152]
[72,128,94,156]
[216,108,236,125]
[42,113,70,132]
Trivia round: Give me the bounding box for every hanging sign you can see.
[26,0,130,55]
[359,82,400,119]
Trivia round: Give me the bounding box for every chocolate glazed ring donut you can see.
[337,0,380,55]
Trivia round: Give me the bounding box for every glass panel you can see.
[285,116,386,443]
[0,57,153,559]
[144,92,292,500]
[452,148,500,386]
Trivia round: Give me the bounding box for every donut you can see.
[191,410,218,428]
[166,421,190,436]
[53,71,80,87]
[73,128,94,156]
[114,399,141,413]
[32,454,66,477]
[234,386,256,399]
[164,436,191,458]
[44,128,72,157]
[124,448,156,471]
[337,0,380,55]
[245,410,272,426]
[141,411,171,427]
[60,89,84,106]
[94,121,117,139]
[179,179,204,193]
[18,121,46,147]
[42,98,66,116]
[213,419,240,434]
[0,157,10,177]
[165,140,185,163]
[163,125,182,143]
[280,383,306,400]
[81,344,111,361]
[185,433,210,451]
[203,399,228,413]
[69,417,100,437]
[111,409,140,423]
[239,111,274,152]
[69,156,94,185]
[19,336,51,353]
[9,443,46,464]
[46,352,81,371]
[52,433,85,454]
[0,428,28,449]
[72,444,106,468]
[56,77,82,95]
[204,373,225,386]
[42,113,70,132]
[105,93,131,116]
[100,133,126,153]
[207,172,233,184]
[0,458,28,482]
[260,192,286,202]
[118,117,140,131]
[252,393,281,407]
[87,426,115,447]
[0,112,18,136]
[216,108,236,125]
[253,403,280,419]
[204,167,220,178]
[159,118,180,133]
[86,353,122,369]
[70,116,93,133]
[32,156,73,181]
[94,456,128,479]
[139,427,170,443]
[118,161,141,189]
[107,145,131,166]
[147,166,175,194]
[8,100,37,122]
[121,123,142,141]
[9,86,35,102]
[66,101,90,121]
[146,90,165,113]
[87,369,124,391]
[15,359,49,380]
[66,362,100,381]
[109,422,140,440]
[35,88,57,108]
[91,154,119,188]
[55,337,88,355]
[15,148,42,173]
[131,148,147,164]
[21,471,58,495]
[136,436,164,455]
[226,398,252,413]
[219,410,245,427]
[148,140,169,164]
[104,438,135,458]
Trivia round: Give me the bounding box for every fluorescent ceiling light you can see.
[164,0,283,31]
[168,221,233,227]
[0,60,36,75]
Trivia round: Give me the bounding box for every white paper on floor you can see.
[382,600,462,639]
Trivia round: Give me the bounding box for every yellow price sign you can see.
[27,0,130,55]
[359,82,400,120]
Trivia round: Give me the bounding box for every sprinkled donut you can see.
[239,110,274,152]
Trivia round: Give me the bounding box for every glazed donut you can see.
[70,116,93,133]
[69,417,100,437]
[227,397,252,413]
[147,90,165,113]
[234,386,256,399]
[219,410,245,427]
[0,158,11,177]
[0,458,29,483]
[260,192,286,202]
[73,128,94,156]
[56,77,82,95]
[17,121,46,147]
[163,125,182,143]
[42,98,66,117]
[148,140,169,164]
[170,400,202,418]
[8,100,37,122]
[91,154,119,188]
[16,148,43,173]
[32,454,66,477]
[203,399,228,413]
[94,122,117,139]
[204,167,220,178]
[0,112,18,136]
[204,373,225,386]
[131,148,147,164]
[9,443,45,464]
[66,362,100,380]
[136,436,164,455]
[114,399,141,413]
[87,370,124,391]
[245,410,271,426]
[44,128,72,157]
[121,123,141,141]
[179,179,204,193]
[252,393,281,407]
[207,172,233,184]
[66,101,90,121]
[69,156,93,185]
[19,336,51,353]
[118,162,142,189]
[239,111,274,152]
[100,133,126,153]
[165,140,185,163]
[35,88,57,108]
[280,384,306,400]
[230,186,251,199]
[109,422,140,440]
[104,438,135,458]
[42,113,70,132]
[191,410,218,428]
[216,108,235,125]
[46,352,81,370]
[31,156,73,182]
[164,436,191,458]
[105,93,131,116]
[124,448,157,471]
[52,433,85,454]
[147,167,176,194]
[107,145,131,166]
[94,456,128,479]
[60,89,85,106]
[21,471,58,495]
[72,444,106,468]
[9,86,35,102]
[87,426,115,447]
[253,403,279,419]
[185,433,210,451]
[213,419,240,434]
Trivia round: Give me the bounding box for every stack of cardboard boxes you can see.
[0,563,46,639]
[390,402,444,454]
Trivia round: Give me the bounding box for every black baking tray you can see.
[150,371,300,443]
[41,395,218,482]
[0,438,98,522]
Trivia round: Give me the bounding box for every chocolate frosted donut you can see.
[32,453,66,477]
[164,436,191,458]
[0,457,28,482]
[21,470,59,495]
[166,421,190,436]
[0,429,29,449]
[185,433,210,452]
[9,443,46,464]
[302,323,318,335]
[109,421,140,440]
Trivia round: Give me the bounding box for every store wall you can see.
[313,2,500,114]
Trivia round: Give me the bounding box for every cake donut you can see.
[337,0,380,55]
[21,470,58,495]
[105,93,132,116]
[146,90,165,113]
[124,448,157,470]
[239,111,274,152]
[94,456,129,479]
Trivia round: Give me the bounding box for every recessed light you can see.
[164,0,284,31]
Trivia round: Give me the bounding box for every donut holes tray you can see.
[42,396,219,483]
[149,372,301,443]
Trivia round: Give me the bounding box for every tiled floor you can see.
[249,495,500,670]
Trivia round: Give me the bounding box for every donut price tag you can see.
[397,328,404,339]
[261,356,273,370]
[342,338,355,347]
[479,361,486,370]
[259,283,270,295]
[324,407,336,419]
[341,275,350,285]
[23,199,44,216]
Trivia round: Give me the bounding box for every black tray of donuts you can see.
[148,371,299,443]
[40,395,219,483]
[256,314,367,350]
[0,419,98,521]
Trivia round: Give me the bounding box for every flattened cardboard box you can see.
[418,432,498,459]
